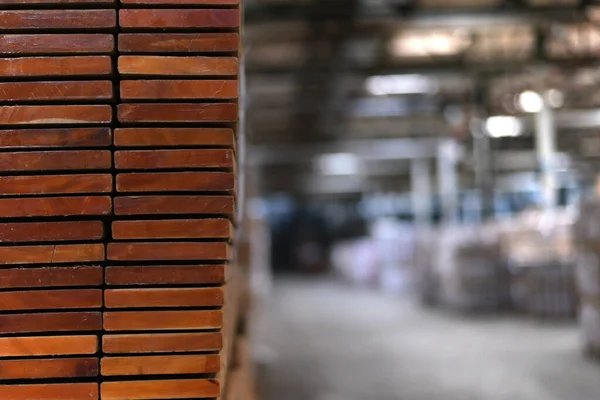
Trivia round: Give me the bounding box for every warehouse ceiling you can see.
[245,0,600,196]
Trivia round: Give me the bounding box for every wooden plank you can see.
[0,358,98,380]
[113,127,234,148]
[121,80,237,100]
[1,383,98,400]
[0,151,111,171]
[0,105,112,125]
[115,149,233,170]
[114,195,234,216]
[118,56,237,76]
[0,312,101,333]
[112,219,232,240]
[101,379,219,400]
[0,10,116,30]
[122,0,237,4]
[105,265,226,286]
[103,332,222,354]
[107,242,230,262]
[0,244,104,264]
[0,289,102,311]
[118,33,238,53]
[116,172,234,192]
[0,128,111,148]
[120,9,240,29]
[0,81,112,102]
[117,103,237,123]
[0,174,112,196]
[104,310,222,331]
[0,56,112,77]
[0,266,102,289]
[0,0,113,4]
[101,355,220,376]
[0,221,103,243]
[0,34,114,55]
[0,196,111,217]
[0,335,97,357]
[105,288,224,308]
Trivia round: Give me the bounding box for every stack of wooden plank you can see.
[102,1,240,399]
[0,0,241,398]
[0,2,115,398]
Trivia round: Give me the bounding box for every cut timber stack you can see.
[0,0,241,399]
[0,2,115,399]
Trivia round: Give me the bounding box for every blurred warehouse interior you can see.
[237,0,600,399]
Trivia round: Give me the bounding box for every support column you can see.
[437,140,460,225]
[535,93,558,212]
[411,158,432,228]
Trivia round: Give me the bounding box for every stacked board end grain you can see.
[0,0,241,398]
[0,2,115,399]
[102,1,240,399]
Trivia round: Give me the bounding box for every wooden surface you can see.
[0,0,240,397]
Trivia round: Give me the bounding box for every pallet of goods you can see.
[573,200,600,357]
[0,0,242,398]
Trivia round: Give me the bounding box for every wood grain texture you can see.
[101,379,219,400]
[101,355,220,376]
[113,127,234,147]
[104,310,222,331]
[0,151,111,171]
[0,56,112,77]
[116,172,234,192]
[122,0,236,4]
[0,312,101,334]
[0,34,114,55]
[0,244,104,264]
[117,103,237,123]
[1,383,98,400]
[0,221,103,242]
[0,358,98,380]
[0,105,111,125]
[118,56,237,76]
[0,335,97,357]
[112,219,232,240]
[120,9,239,29]
[0,174,112,196]
[103,332,222,354]
[105,265,226,286]
[114,195,234,216]
[118,33,238,53]
[0,266,102,289]
[0,0,113,4]
[0,81,112,102]
[0,10,116,30]
[121,80,238,100]
[115,149,233,170]
[0,196,111,217]
[107,242,230,261]
[105,288,224,308]
[0,289,102,311]
[0,128,111,148]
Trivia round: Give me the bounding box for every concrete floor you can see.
[259,278,600,400]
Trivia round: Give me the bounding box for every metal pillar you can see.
[410,158,432,228]
[535,93,558,212]
[471,118,495,219]
[437,140,460,225]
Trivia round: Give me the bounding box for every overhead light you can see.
[547,89,564,109]
[365,74,437,96]
[485,116,523,138]
[388,29,471,58]
[317,153,362,175]
[517,90,544,113]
